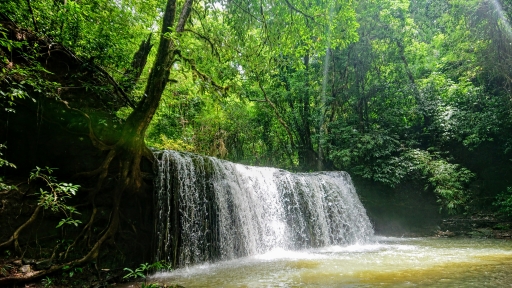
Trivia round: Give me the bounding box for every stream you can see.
[144,237,512,287]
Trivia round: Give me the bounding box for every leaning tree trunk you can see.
[80,0,195,255]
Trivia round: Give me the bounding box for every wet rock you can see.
[35,259,52,270]
[436,230,456,237]
[12,259,22,266]
[20,265,31,273]
[440,214,512,239]
[467,228,493,238]
[494,231,512,239]
[22,258,36,265]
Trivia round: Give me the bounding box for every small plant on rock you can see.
[123,261,172,279]
[123,263,150,279]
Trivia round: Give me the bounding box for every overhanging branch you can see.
[175,50,227,92]
[183,28,221,60]
[282,0,315,21]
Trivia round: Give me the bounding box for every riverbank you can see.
[437,214,512,239]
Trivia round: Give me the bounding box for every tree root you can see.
[0,9,169,284]
[63,206,97,259]
[0,184,123,285]
[73,149,116,188]
[0,205,41,253]
[0,134,150,284]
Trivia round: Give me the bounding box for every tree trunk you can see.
[297,53,317,171]
[121,34,153,94]
[111,0,194,189]
[125,0,193,140]
[0,1,195,284]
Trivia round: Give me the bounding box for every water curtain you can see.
[154,150,373,267]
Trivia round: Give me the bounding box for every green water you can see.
[146,237,512,287]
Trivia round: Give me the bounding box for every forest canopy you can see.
[2,0,512,217]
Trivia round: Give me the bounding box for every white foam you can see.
[253,247,327,260]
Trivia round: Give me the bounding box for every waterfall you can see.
[154,150,374,267]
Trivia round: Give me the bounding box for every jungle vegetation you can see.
[1,0,512,284]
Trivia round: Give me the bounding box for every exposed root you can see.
[73,149,115,180]
[0,135,150,284]
[0,205,41,253]
[0,12,159,285]
[0,181,125,285]
[63,206,98,259]
[49,242,61,263]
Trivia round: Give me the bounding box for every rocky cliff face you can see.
[439,215,512,239]
[352,176,441,237]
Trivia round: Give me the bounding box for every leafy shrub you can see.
[329,129,475,214]
[328,127,408,186]
[150,134,195,152]
[0,144,16,191]
[494,187,512,217]
[30,167,81,227]
[403,149,475,214]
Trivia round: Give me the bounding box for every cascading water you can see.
[154,150,373,267]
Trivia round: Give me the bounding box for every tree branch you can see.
[56,100,112,151]
[183,28,220,60]
[256,79,295,148]
[282,0,315,21]
[231,0,261,23]
[92,63,136,109]
[26,0,38,32]
[176,50,227,92]
[177,0,194,32]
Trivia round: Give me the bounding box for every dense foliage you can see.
[2,0,512,217]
